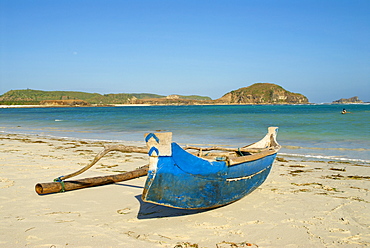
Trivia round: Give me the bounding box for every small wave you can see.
[279,152,370,164]
[54,119,63,122]
[283,145,369,152]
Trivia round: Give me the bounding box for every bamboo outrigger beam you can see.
[35,144,149,195]
[35,165,148,195]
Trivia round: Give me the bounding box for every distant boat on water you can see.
[341,108,352,114]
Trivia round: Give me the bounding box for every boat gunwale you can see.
[183,128,281,166]
[228,146,280,165]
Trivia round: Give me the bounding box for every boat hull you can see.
[142,139,277,209]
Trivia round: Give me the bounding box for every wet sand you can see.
[0,133,369,247]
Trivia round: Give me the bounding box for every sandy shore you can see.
[0,104,151,108]
[0,133,369,247]
[0,105,45,108]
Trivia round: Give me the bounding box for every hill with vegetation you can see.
[0,84,309,106]
[0,89,211,105]
[215,83,309,104]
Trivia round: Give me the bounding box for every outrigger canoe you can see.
[35,127,280,210]
[142,127,281,209]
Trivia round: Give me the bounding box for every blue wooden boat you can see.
[142,127,281,209]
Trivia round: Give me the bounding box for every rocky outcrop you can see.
[332,96,363,104]
[215,83,309,104]
[40,100,90,106]
[135,98,212,105]
[166,95,180,99]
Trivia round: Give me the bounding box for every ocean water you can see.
[1,104,369,163]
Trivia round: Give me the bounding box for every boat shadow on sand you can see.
[115,182,207,219]
[134,195,208,219]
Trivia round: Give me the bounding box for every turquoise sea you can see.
[1,104,369,163]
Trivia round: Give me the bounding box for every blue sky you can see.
[1,0,369,103]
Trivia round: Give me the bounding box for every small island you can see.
[332,96,363,104]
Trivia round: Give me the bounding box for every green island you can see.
[0,83,309,106]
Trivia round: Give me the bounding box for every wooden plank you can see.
[228,149,278,165]
[185,146,268,153]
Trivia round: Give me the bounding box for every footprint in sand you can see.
[117,208,131,215]
[0,177,15,188]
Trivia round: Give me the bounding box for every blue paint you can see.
[227,154,276,179]
[142,142,277,209]
[148,146,159,156]
[171,143,227,178]
[145,133,160,143]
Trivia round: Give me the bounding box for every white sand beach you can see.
[0,133,369,247]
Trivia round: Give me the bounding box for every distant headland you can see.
[0,83,310,107]
[215,83,308,104]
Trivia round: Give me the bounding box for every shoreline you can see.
[1,130,369,165]
[1,131,370,168]
[1,102,370,108]
[1,132,369,247]
[0,104,152,108]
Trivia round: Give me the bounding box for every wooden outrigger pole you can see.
[35,165,148,195]
[35,144,149,195]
